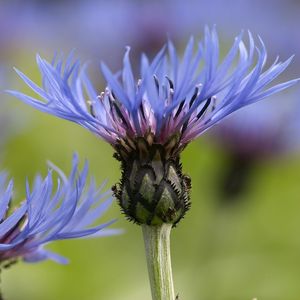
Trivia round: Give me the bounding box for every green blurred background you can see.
[1,0,300,299]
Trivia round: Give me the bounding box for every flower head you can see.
[0,154,118,265]
[10,27,297,150]
[10,27,298,226]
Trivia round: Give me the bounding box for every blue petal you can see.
[23,248,69,264]
[101,62,131,109]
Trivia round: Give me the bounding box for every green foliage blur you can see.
[3,93,300,300]
[1,1,300,299]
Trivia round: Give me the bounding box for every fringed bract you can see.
[113,133,191,226]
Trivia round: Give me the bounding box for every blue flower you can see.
[10,27,298,149]
[0,154,119,265]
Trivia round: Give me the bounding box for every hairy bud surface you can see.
[113,133,191,226]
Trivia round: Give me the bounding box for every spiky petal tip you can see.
[10,27,299,151]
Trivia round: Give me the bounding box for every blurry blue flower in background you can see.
[10,28,298,151]
[208,94,300,204]
[212,99,292,159]
[0,154,118,265]
[1,0,300,73]
[0,66,22,155]
[0,0,184,68]
[172,0,300,76]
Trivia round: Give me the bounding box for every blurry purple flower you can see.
[0,0,182,67]
[211,100,290,158]
[171,0,300,68]
[1,0,300,77]
[0,154,118,265]
[10,27,298,151]
[208,96,299,203]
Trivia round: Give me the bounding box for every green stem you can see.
[142,224,176,300]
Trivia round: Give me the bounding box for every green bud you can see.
[112,133,191,226]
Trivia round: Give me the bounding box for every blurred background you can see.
[1,0,300,299]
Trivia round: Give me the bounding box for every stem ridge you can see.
[142,224,175,300]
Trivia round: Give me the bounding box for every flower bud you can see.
[113,133,191,226]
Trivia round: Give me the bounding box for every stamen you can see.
[196,98,211,119]
[211,96,217,111]
[112,101,129,127]
[111,90,117,100]
[153,75,159,92]
[139,102,146,120]
[181,119,189,134]
[175,99,186,118]
[87,101,96,117]
[165,76,174,90]
[189,87,200,108]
